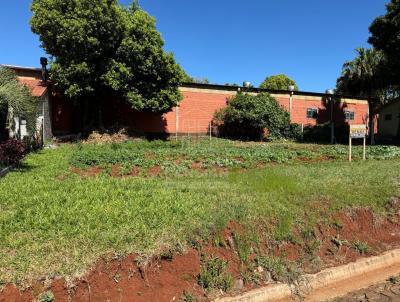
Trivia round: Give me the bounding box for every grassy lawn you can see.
[0,139,400,284]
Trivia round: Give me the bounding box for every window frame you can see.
[306,108,318,119]
[344,110,355,121]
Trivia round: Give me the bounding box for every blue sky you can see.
[0,0,388,92]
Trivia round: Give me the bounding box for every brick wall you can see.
[50,85,370,136]
[163,87,369,134]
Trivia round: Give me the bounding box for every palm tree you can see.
[336,48,386,145]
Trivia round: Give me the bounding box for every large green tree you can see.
[30,0,184,126]
[369,0,400,85]
[336,48,386,144]
[259,74,298,91]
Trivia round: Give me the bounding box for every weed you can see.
[388,275,400,284]
[331,219,343,231]
[352,240,370,255]
[198,256,233,292]
[37,291,55,302]
[331,235,349,250]
[233,232,253,265]
[181,290,196,302]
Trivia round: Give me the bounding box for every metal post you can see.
[175,106,180,142]
[349,136,352,162]
[289,92,293,120]
[363,136,367,161]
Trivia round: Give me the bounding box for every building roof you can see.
[18,78,48,98]
[1,64,48,98]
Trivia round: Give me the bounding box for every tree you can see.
[336,48,386,144]
[214,93,300,140]
[30,0,184,127]
[369,0,400,85]
[0,67,37,140]
[259,74,298,91]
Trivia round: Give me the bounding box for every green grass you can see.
[0,139,399,284]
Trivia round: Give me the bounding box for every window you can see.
[306,108,318,119]
[344,111,355,121]
[385,114,392,121]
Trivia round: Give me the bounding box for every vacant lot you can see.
[0,139,400,287]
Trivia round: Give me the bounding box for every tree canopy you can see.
[336,48,386,144]
[369,0,400,85]
[30,0,184,113]
[259,74,298,91]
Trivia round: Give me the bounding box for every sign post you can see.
[349,125,368,162]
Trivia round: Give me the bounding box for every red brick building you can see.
[5,66,370,138]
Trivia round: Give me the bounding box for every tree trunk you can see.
[368,101,375,145]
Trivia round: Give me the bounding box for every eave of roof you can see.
[181,82,370,101]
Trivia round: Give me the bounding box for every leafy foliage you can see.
[37,291,55,302]
[369,0,400,86]
[69,139,400,175]
[259,74,298,91]
[0,139,26,167]
[0,67,37,137]
[30,0,184,112]
[214,93,300,140]
[336,48,386,143]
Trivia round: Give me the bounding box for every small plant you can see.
[181,290,196,302]
[331,235,348,250]
[331,219,343,231]
[352,240,370,255]
[388,275,400,284]
[0,139,26,166]
[198,255,233,292]
[37,291,55,302]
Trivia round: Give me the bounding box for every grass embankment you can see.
[0,139,399,284]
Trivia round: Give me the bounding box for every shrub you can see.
[214,93,298,140]
[0,139,26,167]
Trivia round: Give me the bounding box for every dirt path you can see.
[327,277,400,301]
[305,263,400,302]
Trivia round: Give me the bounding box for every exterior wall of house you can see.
[50,85,370,136]
[378,101,400,138]
[162,87,369,135]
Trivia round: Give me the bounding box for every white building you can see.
[1,65,53,142]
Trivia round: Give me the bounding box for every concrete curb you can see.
[0,166,13,179]
[215,249,400,302]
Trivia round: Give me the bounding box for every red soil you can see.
[2,207,400,302]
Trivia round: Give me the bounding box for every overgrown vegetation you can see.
[0,139,400,285]
[214,93,300,140]
[69,139,400,175]
[0,139,26,167]
[0,67,37,140]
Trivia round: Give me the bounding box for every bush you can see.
[0,139,26,167]
[214,93,298,140]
